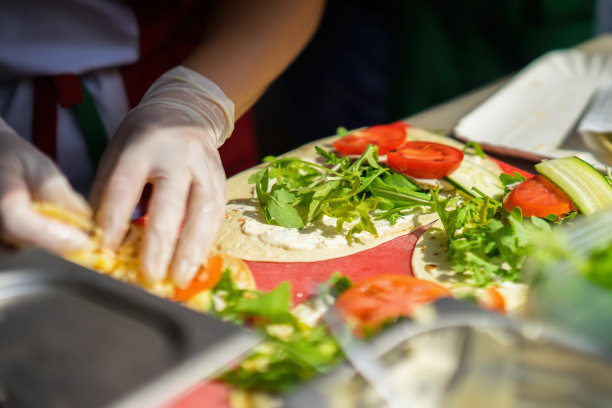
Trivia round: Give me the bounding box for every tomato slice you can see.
[336,274,450,335]
[477,287,506,314]
[173,255,224,301]
[503,175,577,217]
[332,124,407,155]
[386,141,464,179]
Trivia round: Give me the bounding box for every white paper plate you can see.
[454,50,612,169]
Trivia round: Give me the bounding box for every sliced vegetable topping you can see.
[446,158,505,201]
[503,175,576,218]
[213,271,344,392]
[173,254,224,301]
[249,145,433,243]
[535,156,612,216]
[335,274,450,335]
[332,123,407,155]
[431,189,550,287]
[477,286,506,314]
[387,141,464,179]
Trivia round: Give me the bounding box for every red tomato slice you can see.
[173,255,224,301]
[477,287,506,314]
[336,274,450,335]
[332,124,407,155]
[503,175,576,217]
[386,141,464,179]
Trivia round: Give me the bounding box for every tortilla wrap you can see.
[411,220,528,313]
[213,127,503,263]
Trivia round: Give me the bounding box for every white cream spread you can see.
[227,202,420,251]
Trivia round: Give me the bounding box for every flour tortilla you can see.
[213,201,438,263]
[214,134,440,262]
[411,220,528,313]
[212,127,502,263]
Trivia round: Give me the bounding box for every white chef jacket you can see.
[0,0,139,194]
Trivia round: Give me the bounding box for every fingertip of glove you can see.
[96,213,128,252]
[140,257,167,286]
[171,258,199,289]
[41,227,95,255]
[68,192,93,219]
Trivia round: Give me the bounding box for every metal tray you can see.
[286,298,612,408]
[0,249,259,408]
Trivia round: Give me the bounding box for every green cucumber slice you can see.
[446,158,505,201]
[535,156,612,216]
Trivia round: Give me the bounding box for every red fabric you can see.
[32,77,58,160]
[220,111,260,177]
[31,74,88,162]
[121,0,259,177]
[53,74,84,107]
[121,0,214,107]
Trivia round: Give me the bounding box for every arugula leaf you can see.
[315,146,349,168]
[323,196,384,243]
[431,188,562,286]
[500,172,527,195]
[326,273,353,298]
[266,188,304,229]
[235,282,293,323]
[582,242,612,289]
[211,270,344,392]
[369,177,432,207]
[463,141,486,158]
[348,144,381,170]
[336,126,350,138]
[500,171,527,186]
[382,172,420,191]
[250,142,434,243]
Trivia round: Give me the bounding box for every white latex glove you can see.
[90,66,234,288]
[0,118,93,253]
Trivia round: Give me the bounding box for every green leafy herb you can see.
[582,243,612,290]
[211,270,344,392]
[266,189,304,229]
[336,126,350,138]
[325,272,353,298]
[528,228,612,290]
[500,171,527,195]
[463,141,486,158]
[431,187,561,287]
[249,144,433,242]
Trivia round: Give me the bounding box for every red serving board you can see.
[168,159,533,408]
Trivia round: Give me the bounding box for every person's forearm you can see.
[182,0,325,119]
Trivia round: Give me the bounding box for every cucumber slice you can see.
[446,158,505,200]
[535,156,612,216]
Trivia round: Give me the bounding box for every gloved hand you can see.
[0,118,93,253]
[90,66,234,288]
